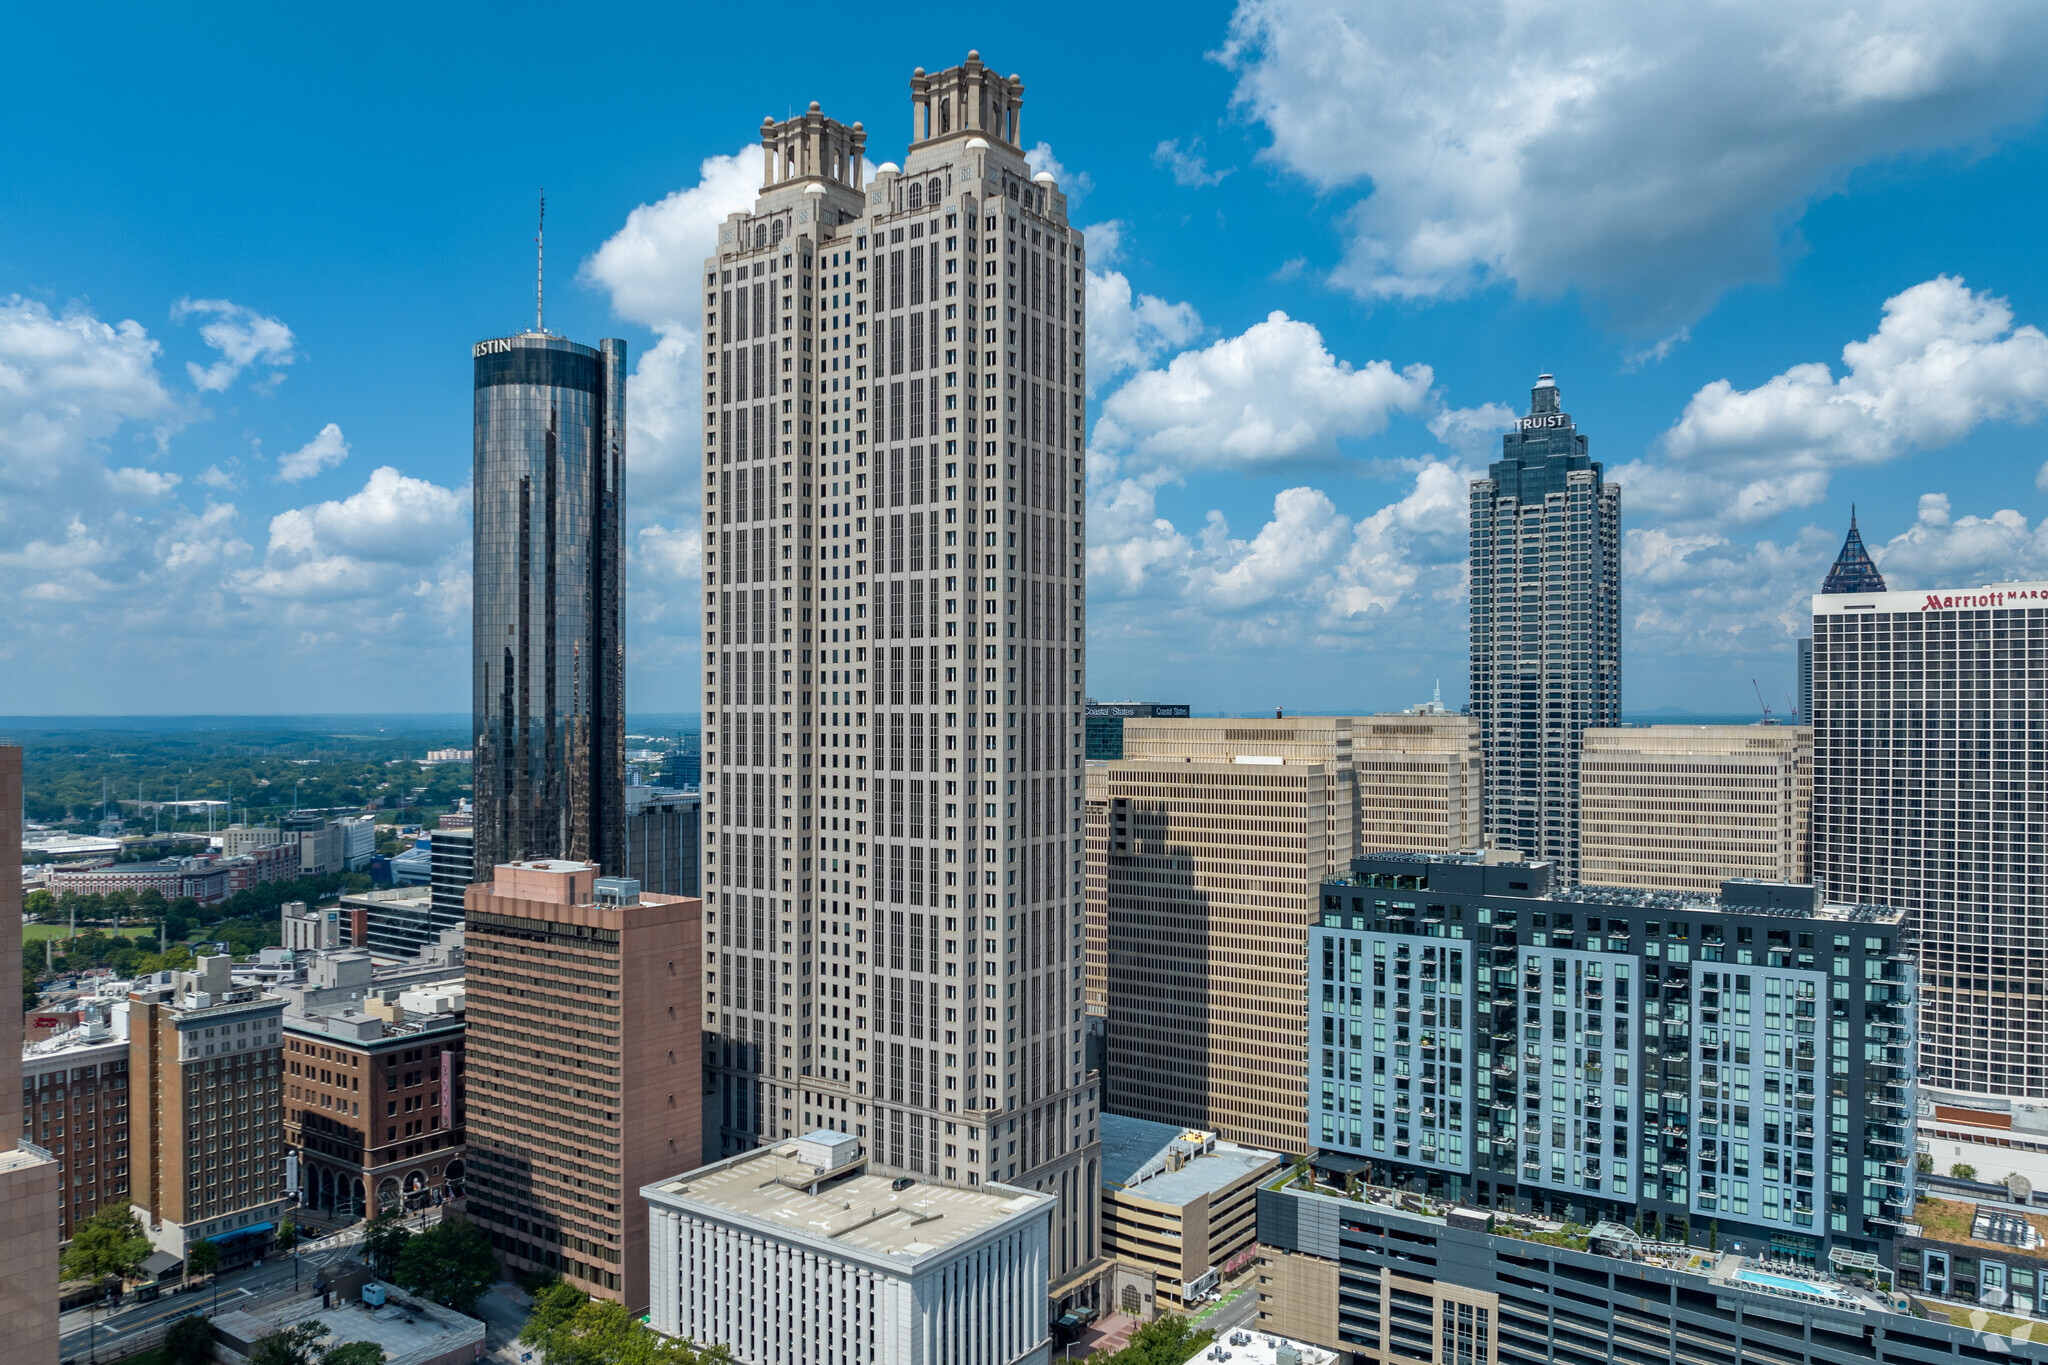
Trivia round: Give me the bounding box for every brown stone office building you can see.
[283,983,466,1221]
[463,861,700,1309]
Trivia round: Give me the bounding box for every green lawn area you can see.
[23,924,154,942]
[1914,1298,2039,1341]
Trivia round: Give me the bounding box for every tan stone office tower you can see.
[0,746,58,1365]
[1579,724,1811,893]
[699,49,1098,1284]
[1352,708,1482,854]
[463,862,699,1310]
[1102,717,1360,1154]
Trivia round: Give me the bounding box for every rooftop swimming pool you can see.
[1735,1269,1851,1300]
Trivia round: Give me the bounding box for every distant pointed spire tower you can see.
[1822,506,1887,594]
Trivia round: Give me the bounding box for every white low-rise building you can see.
[644,1131,1055,1365]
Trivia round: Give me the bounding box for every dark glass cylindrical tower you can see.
[472,332,626,874]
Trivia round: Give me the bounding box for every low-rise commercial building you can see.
[1255,1180,2039,1365]
[1098,1115,1283,1313]
[20,1018,130,1239]
[644,1130,1054,1365]
[127,956,289,1262]
[465,862,699,1308]
[282,959,465,1221]
[50,857,230,904]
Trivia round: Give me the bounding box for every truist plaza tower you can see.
[472,331,628,874]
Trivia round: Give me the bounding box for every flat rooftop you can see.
[219,1287,484,1365]
[1100,1114,1284,1207]
[648,1145,1050,1262]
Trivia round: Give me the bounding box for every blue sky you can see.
[6,2,2048,717]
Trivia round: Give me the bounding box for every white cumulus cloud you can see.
[275,422,350,482]
[172,297,296,392]
[1620,276,2048,526]
[1093,310,1434,472]
[582,148,760,333]
[236,466,467,603]
[1217,0,2048,330]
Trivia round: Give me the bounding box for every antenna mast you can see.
[536,189,546,334]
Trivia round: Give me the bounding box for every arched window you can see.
[771,220,784,244]
[907,182,923,210]
[753,225,767,249]
[927,179,942,207]
[1007,182,1019,201]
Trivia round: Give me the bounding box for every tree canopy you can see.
[359,1210,411,1280]
[61,1206,152,1286]
[391,1215,497,1313]
[519,1280,732,1365]
[1081,1313,1215,1365]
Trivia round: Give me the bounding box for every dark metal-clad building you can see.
[1083,701,1190,761]
[1310,851,1918,1269]
[1469,375,1619,882]
[472,332,627,874]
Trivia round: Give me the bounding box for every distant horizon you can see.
[0,705,1778,729]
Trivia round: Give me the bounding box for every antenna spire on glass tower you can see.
[535,190,546,334]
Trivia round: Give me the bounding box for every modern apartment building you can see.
[424,824,475,946]
[697,51,1099,1285]
[1310,851,1917,1264]
[1469,374,1621,881]
[644,1131,1055,1365]
[0,743,57,1362]
[1352,709,1482,855]
[282,964,465,1220]
[1103,716,1359,1154]
[463,860,698,1309]
[471,331,628,875]
[21,1020,130,1239]
[127,955,289,1262]
[1813,578,2048,1102]
[1579,725,1812,893]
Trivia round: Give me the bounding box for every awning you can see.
[1310,1151,1372,1175]
[208,1222,274,1244]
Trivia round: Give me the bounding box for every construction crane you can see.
[1752,679,1777,725]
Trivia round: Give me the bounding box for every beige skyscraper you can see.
[1352,706,1481,854]
[1579,725,1811,893]
[699,51,1100,1282]
[1102,717,1359,1153]
[1084,760,1107,1016]
[0,746,59,1365]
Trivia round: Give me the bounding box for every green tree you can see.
[249,1321,331,1365]
[527,1298,730,1365]
[61,1206,152,1287]
[361,1209,412,1278]
[184,1239,221,1282]
[518,1278,590,1352]
[1916,1153,1935,1174]
[392,1216,498,1313]
[1083,1313,1213,1365]
[1951,1162,1979,1181]
[320,1343,387,1365]
[276,1214,300,1253]
[165,1312,215,1365]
